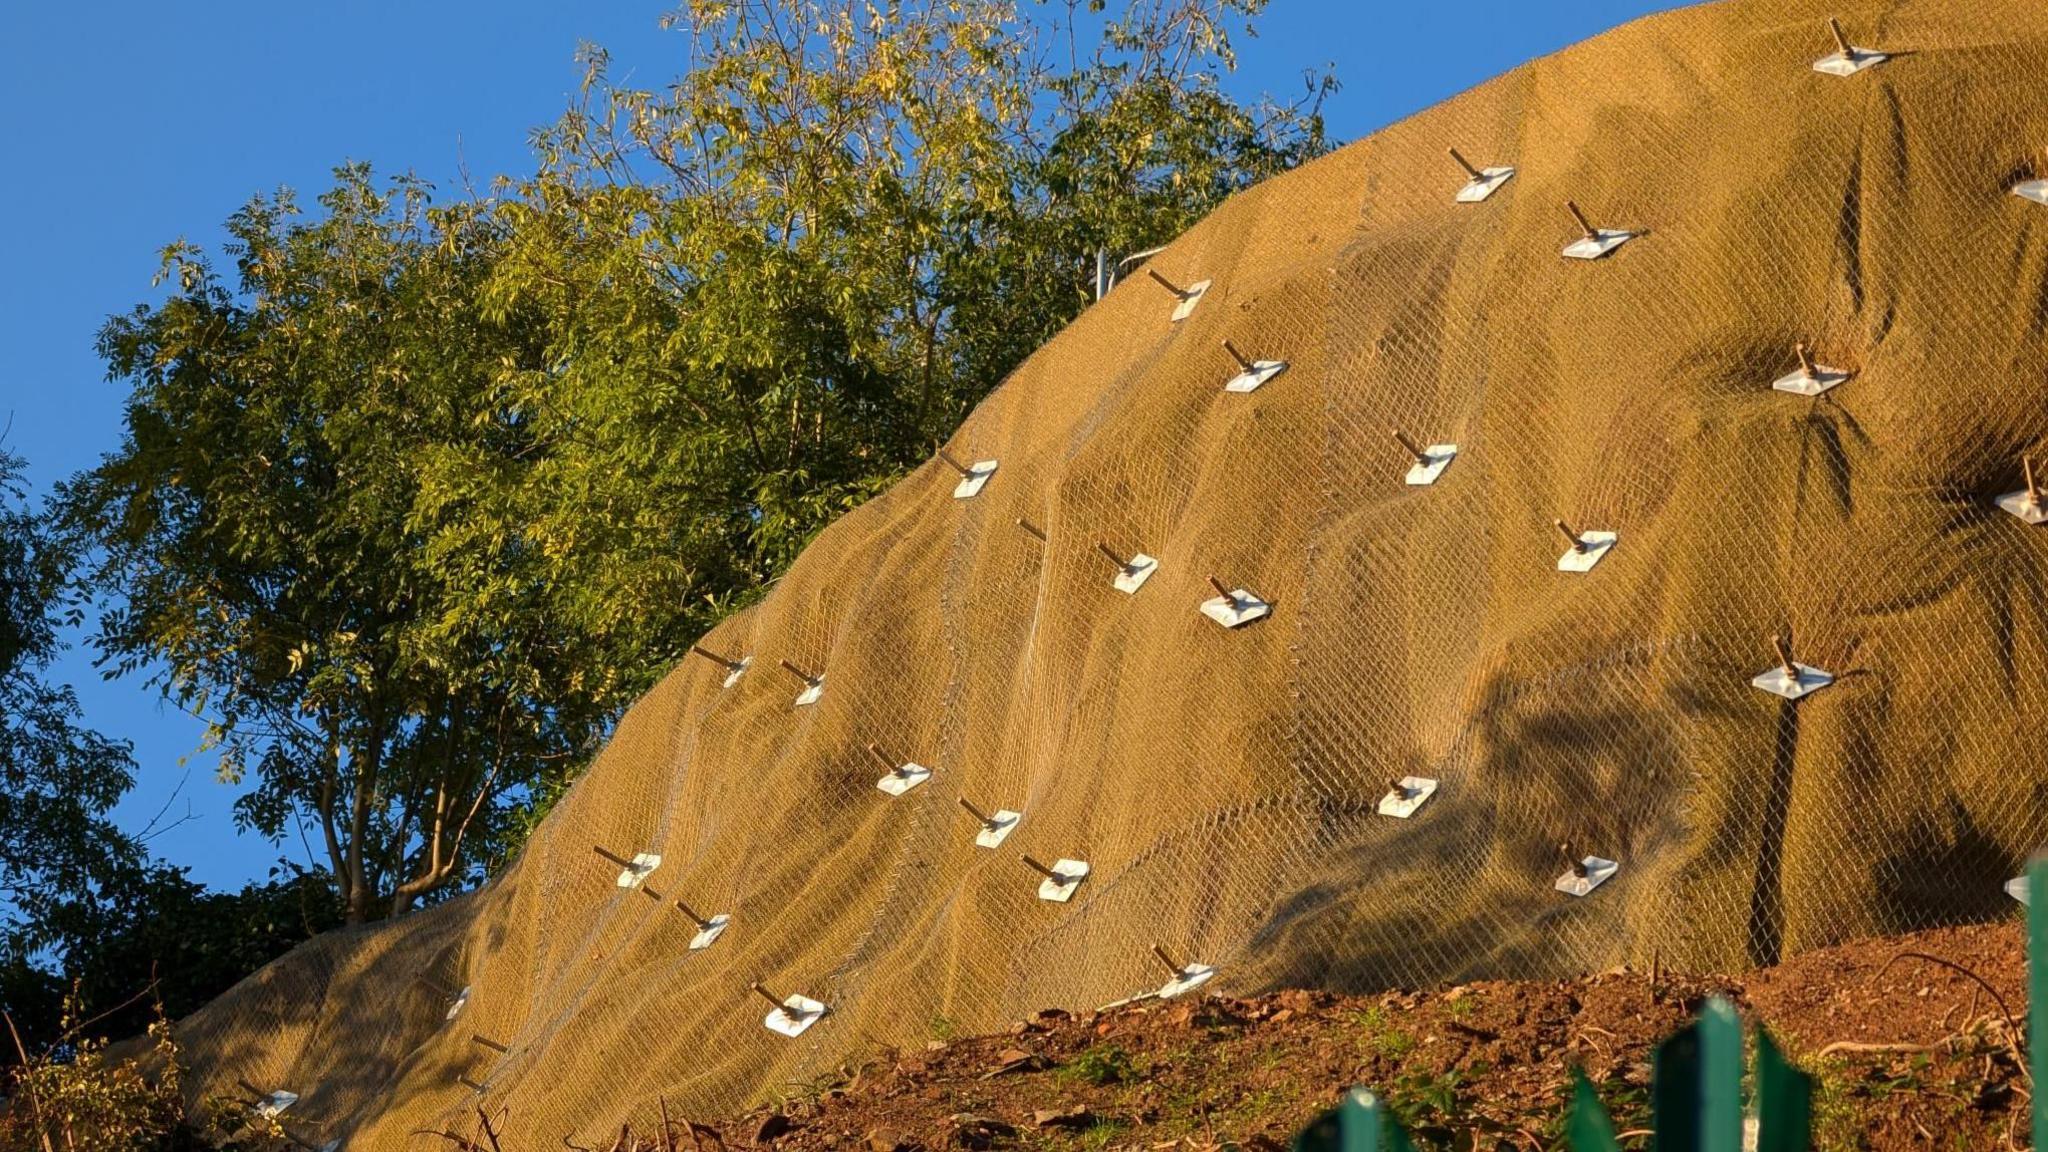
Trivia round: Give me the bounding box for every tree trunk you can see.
[344,697,385,925]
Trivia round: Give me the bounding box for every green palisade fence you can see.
[2032,853,2046,1152]
[1293,995,1811,1151]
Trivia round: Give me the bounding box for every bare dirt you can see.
[662,922,2028,1152]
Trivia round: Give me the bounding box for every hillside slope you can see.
[174,1,2048,1146]
[696,922,2028,1152]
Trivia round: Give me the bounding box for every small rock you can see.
[1033,1107,1094,1130]
[754,1113,793,1145]
[927,1040,949,1052]
[867,1128,911,1152]
[1268,1008,1295,1024]
[947,1114,1018,1149]
[983,1048,1047,1077]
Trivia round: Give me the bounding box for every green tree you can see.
[0,445,142,957]
[64,0,1331,926]
[477,0,1333,585]
[5,864,342,1050]
[60,169,608,924]
[0,445,333,1062]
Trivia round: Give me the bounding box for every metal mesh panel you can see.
[172,2,2048,1146]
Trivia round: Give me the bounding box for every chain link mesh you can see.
[168,3,2048,1145]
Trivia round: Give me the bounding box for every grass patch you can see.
[1056,1044,1147,1087]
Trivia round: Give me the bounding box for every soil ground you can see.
[675,922,2033,1152]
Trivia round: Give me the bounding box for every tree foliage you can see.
[0,447,141,952]
[0,993,187,1152]
[484,0,1334,580]
[1,448,333,1061]
[63,172,584,923]
[3,865,342,1051]
[63,0,1332,925]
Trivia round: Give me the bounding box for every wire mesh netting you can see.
[169,1,2048,1145]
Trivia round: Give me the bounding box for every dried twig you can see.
[4,1012,57,1152]
[410,1129,487,1151]
[1815,1040,1940,1058]
[1878,951,2029,1085]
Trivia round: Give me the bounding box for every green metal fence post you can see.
[2029,853,2047,1152]
[1698,997,1743,1151]
[1566,1069,1623,1152]
[1652,1016,1701,1152]
[1753,1026,1811,1152]
[1291,1087,1415,1152]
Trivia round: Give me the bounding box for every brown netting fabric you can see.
[169,2,2048,1144]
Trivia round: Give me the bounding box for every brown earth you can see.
[648,922,2024,1152]
[173,0,2048,1145]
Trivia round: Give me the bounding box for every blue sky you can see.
[0,0,1679,892]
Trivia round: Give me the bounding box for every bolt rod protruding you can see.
[1391,427,1431,465]
[472,1033,509,1054]
[1151,944,1187,977]
[750,982,789,1011]
[958,797,999,829]
[1447,147,1482,180]
[1555,519,1588,553]
[936,448,975,478]
[2026,455,2039,507]
[1771,633,1799,680]
[1565,200,1597,241]
[1095,541,1132,572]
[594,845,666,898]
[673,898,712,930]
[690,645,742,671]
[778,659,819,685]
[1146,268,1190,299]
[1021,855,1063,881]
[1827,16,1853,57]
[1795,341,1818,378]
[1561,842,1589,879]
[1016,518,1047,543]
[865,742,903,775]
[1221,340,1256,373]
[1206,575,1238,605]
